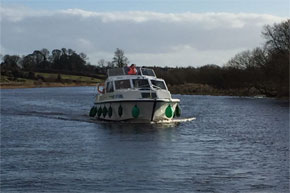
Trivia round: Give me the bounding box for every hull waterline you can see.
[91,99,180,123]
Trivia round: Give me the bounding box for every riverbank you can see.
[0,82,97,89]
[1,80,264,97]
[0,73,102,89]
[1,72,287,98]
[167,83,264,97]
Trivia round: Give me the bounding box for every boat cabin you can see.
[103,67,168,94]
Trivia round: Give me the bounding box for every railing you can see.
[107,67,156,77]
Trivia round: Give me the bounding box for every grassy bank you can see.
[1,77,263,97]
[0,73,276,97]
[0,73,103,89]
[168,83,263,96]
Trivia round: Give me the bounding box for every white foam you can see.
[154,117,196,124]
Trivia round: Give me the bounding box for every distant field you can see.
[1,75,34,84]
[34,72,103,83]
[0,72,105,89]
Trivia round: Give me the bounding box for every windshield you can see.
[141,68,155,76]
[106,81,114,93]
[115,79,131,90]
[151,80,167,90]
[132,79,150,89]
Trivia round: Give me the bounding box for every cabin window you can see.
[115,79,131,90]
[106,81,114,93]
[132,79,150,89]
[141,68,155,76]
[141,92,157,99]
[151,80,167,90]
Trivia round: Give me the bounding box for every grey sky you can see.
[0,2,287,67]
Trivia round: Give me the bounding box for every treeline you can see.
[153,19,289,97]
[0,48,105,80]
[0,47,131,81]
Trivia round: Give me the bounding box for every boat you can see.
[89,66,181,123]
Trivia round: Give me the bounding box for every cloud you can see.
[0,6,286,66]
[127,46,245,67]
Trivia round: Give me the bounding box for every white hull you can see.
[90,67,183,123]
[92,99,180,123]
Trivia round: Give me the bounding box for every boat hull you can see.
[92,99,180,123]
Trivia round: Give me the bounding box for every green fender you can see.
[108,106,113,118]
[97,107,102,117]
[118,105,123,117]
[132,105,140,118]
[89,106,97,117]
[175,104,181,117]
[103,106,107,117]
[165,104,173,118]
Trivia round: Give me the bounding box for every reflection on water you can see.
[1,87,289,193]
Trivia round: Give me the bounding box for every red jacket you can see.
[128,66,137,75]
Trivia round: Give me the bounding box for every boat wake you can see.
[5,110,195,126]
[154,117,196,124]
[90,116,196,125]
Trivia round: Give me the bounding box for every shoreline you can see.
[2,82,287,100]
[0,82,97,89]
[1,82,289,100]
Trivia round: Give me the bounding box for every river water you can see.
[0,87,289,193]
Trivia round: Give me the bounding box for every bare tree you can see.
[262,19,290,53]
[98,59,106,67]
[79,52,88,61]
[225,50,252,69]
[112,48,129,68]
[107,61,114,68]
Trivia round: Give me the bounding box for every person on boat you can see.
[128,64,137,75]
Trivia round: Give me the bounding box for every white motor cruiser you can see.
[89,66,181,123]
